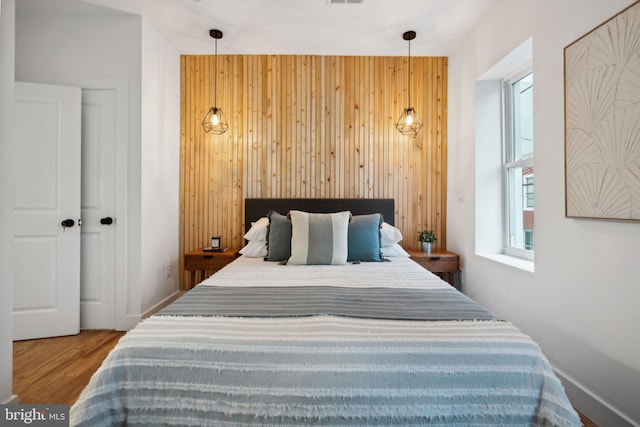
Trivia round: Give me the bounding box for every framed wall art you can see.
[564,1,640,221]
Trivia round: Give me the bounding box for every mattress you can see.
[70,257,581,426]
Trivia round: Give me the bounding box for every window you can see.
[523,175,534,209]
[503,72,534,259]
[524,229,533,250]
[474,38,533,271]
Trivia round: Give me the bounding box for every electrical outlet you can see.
[165,263,171,279]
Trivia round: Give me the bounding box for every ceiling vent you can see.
[327,0,364,4]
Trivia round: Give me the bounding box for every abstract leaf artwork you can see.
[564,1,640,221]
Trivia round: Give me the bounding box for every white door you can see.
[80,89,116,329]
[13,81,82,341]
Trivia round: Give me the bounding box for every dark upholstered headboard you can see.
[244,198,395,233]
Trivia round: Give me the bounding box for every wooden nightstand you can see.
[183,247,240,289]
[406,249,461,290]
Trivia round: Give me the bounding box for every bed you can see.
[70,198,581,426]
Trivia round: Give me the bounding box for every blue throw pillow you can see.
[347,213,383,262]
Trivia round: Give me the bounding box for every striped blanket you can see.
[71,258,581,426]
[157,285,497,320]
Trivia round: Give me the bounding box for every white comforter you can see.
[201,255,448,289]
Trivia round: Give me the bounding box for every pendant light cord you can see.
[214,37,218,109]
[407,38,411,108]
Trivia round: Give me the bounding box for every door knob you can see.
[61,219,75,228]
[100,217,114,225]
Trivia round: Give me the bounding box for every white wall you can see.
[447,0,640,425]
[15,4,181,325]
[0,0,17,405]
[140,18,181,313]
[15,11,143,325]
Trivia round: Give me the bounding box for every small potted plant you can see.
[417,230,437,254]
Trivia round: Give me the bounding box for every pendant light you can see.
[396,30,423,136]
[202,29,229,135]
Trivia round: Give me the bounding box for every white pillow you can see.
[243,217,269,241]
[288,210,351,265]
[380,243,409,257]
[239,240,268,257]
[380,222,403,246]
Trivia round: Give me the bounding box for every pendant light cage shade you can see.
[202,107,229,135]
[396,107,423,136]
[396,30,423,137]
[202,29,229,135]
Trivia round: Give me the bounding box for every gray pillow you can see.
[288,210,351,265]
[265,211,291,261]
[347,213,383,262]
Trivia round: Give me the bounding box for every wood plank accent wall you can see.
[180,54,447,289]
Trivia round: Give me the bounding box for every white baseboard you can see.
[141,290,182,320]
[554,367,637,427]
[119,315,141,332]
[117,291,183,332]
[2,394,19,404]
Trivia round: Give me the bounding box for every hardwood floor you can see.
[13,329,124,405]
[13,329,598,426]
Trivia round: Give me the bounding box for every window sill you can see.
[477,252,535,273]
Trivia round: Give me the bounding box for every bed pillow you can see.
[347,213,383,262]
[380,243,410,257]
[244,216,269,241]
[288,210,351,265]
[240,240,268,258]
[380,222,403,246]
[265,211,292,261]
